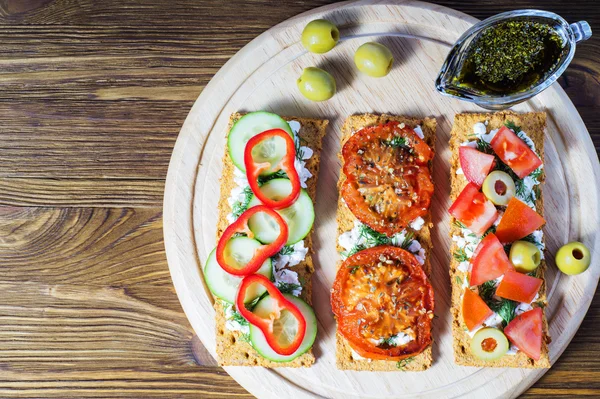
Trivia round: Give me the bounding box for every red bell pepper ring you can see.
[236,274,306,356]
[216,205,288,276]
[244,129,301,210]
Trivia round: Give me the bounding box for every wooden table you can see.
[0,0,598,397]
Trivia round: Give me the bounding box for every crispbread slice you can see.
[449,111,551,368]
[335,113,436,371]
[214,113,328,368]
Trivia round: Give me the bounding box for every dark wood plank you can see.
[0,178,164,207]
[0,207,171,286]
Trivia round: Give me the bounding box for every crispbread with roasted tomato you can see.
[335,113,436,371]
[448,111,550,369]
[332,246,434,361]
[341,121,434,236]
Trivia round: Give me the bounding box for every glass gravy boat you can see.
[435,10,592,110]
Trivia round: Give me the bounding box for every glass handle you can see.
[570,21,592,42]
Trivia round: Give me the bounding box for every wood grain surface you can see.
[0,0,598,398]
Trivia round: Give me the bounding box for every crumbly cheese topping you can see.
[455,121,547,355]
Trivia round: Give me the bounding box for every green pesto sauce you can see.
[456,20,565,94]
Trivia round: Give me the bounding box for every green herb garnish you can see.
[478,280,517,326]
[396,357,414,370]
[453,248,469,263]
[277,282,302,295]
[231,186,254,219]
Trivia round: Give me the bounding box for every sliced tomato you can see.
[341,121,434,235]
[459,146,495,187]
[462,288,493,331]
[449,183,498,236]
[495,197,545,243]
[331,246,434,360]
[490,126,542,179]
[504,307,543,360]
[495,270,542,303]
[469,233,513,286]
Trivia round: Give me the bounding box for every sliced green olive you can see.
[354,42,394,78]
[482,170,516,206]
[471,327,509,361]
[301,19,339,54]
[555,241,591,275]
[510,241,542,273]
[296,67,336,102]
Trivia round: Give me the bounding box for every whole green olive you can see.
[296,67,336,102]
[509,241,542,273]
[555,241,591,275]
[354,42,394,77]
[301,19,339,54]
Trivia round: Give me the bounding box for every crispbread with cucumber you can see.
[332,113,436,371]
[205,111,328,367]
[448,111,551,368]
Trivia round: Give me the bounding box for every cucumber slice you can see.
[203,242,272,304]
[227,111,294,172]
[247,178,314,245]
[249,294,317,362]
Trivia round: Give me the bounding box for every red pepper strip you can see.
[244,129,301,210]
[216,205,288,276]
[236,274,306,356]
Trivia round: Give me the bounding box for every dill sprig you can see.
[396,357,414,370]
[277,245,295,256]
[453,220,466,229]
[294,135,305,160]
[478,280,517,326]
[257,170,288,185]
[231,186,254,219]
[277,282,301,295]
[386,136,408,149]
[453,248,469,263]
[379,336,397,347]
[400,231,415,250]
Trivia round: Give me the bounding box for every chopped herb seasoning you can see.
[457,20,564,94]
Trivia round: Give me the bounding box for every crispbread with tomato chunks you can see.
[449,111,551,368]
[213,112,328,368]
[335,113,436,371]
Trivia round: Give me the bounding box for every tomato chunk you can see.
[495,270,543,303]
[495,198,545,243]
[449,183,498,236]
[490,126,542,179]
[504,307,543,360]
[469,233,513,286]
[459,146,495,187]
[462,288,493,330]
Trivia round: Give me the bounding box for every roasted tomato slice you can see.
[331,245,434,360]
[341,122,434,236]
[504,307,543,360]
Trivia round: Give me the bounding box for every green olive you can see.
[301,19,339,54]
[296,67,336,102]
[555,241,591,275]
[482,170,516,206]
[354,42,394,78]
[510,241,542,273]
[471,327,509,361]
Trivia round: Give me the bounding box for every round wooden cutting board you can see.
[163,1,600,397]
